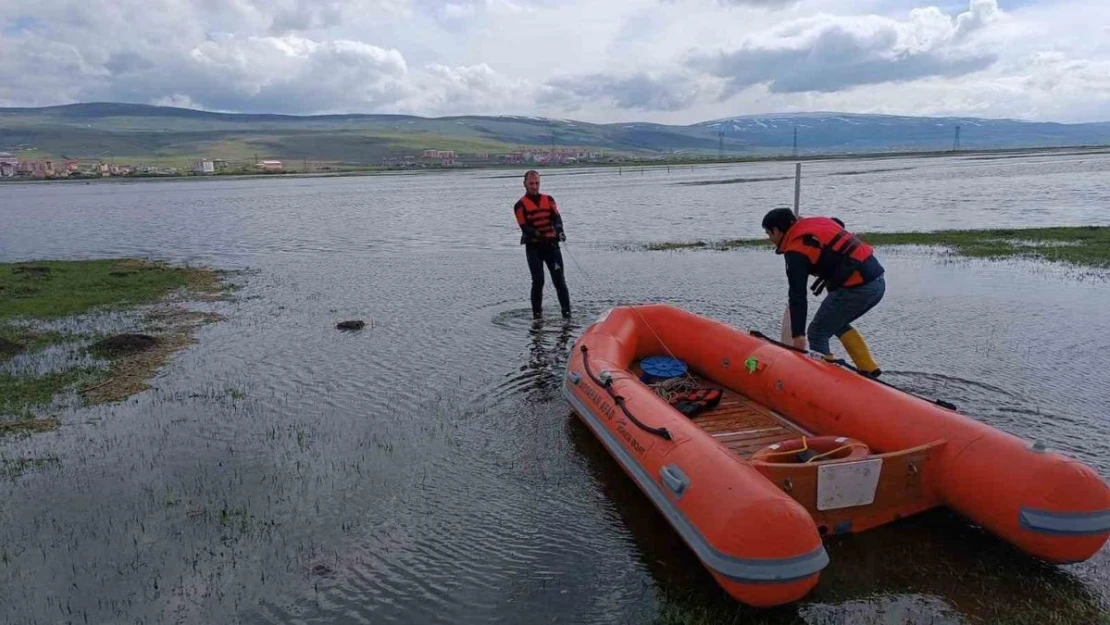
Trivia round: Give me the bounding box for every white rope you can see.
[647,376,702,402]
[561,241,701,390]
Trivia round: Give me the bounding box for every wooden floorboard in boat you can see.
[699,391,806,457]
[633,365,808,459]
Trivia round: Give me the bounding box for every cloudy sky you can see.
[2,0,1109,124]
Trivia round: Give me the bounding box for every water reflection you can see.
[524,320,574,404]
[2,155,1109,625]
[569,408,1110,625]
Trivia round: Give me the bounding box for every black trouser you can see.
[525,242,571,316]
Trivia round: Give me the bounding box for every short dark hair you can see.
[523,170,539,180]
[762,208,797,233]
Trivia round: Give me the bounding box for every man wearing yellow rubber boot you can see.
[762,208,885,377]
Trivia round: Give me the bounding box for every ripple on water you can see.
[4,163,1110,625]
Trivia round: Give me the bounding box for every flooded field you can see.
[2,151,1109,624]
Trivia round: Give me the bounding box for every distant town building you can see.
[6,159,63,179]
[256,160,284,172]
[194,159,215,175]
[421,149,456,165]
[502,147,601,164]
[0,152,16,177]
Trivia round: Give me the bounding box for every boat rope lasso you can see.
[562,240,961,415]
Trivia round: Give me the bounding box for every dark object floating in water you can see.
[311,563,335,576]
[90,333,159,356]
[336,320,366,331]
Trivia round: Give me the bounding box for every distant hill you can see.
[692,112,1110,153]
[3,102,1110,167]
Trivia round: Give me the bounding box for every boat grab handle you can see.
[580,346,673,441]
[661,464,690,497]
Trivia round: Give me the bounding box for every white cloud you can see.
[2,0,1110,123]
[261,0,412,33]
[690,0,800,8]
[545,72,708,112]
[686,0,1002,95]
[412,63,534,115]
[177,36,411,113]
[152,94,203,110]
[435,3,478,22]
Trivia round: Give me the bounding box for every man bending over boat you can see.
[514,170,572,320]
[761,208,885,377]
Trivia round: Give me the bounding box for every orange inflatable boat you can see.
[562,304,1110,607]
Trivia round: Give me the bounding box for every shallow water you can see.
[1,151,1109,624]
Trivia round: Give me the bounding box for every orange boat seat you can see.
[750,435,872,464]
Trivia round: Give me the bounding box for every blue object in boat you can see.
[640,356,687,383]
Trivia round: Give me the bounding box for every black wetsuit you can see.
[514,193,571,318]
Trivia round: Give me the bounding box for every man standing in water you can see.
[514,170,572,320]
[761,208,885,377]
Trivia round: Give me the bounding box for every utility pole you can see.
[792,126,798,158]
[718,130,724,159]
[793,163,801,216]
[952,125,961,151]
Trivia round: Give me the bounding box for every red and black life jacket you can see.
[669,388,723,417]
[779,216,875,290]
[518,194,558,240]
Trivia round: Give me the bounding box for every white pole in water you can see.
[783,161,802,343]
[793,162,801,216]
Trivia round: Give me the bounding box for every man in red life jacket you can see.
[514,170,571,320]
[762,208,885,377]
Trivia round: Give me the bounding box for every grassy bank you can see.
[0,258,230,434]
[643,226,1110,269]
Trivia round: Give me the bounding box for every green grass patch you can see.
[0,369,107,418]
[0,259,222,319]
[0,258,229,422]
[644,226,1110,269]
[1,455,61,479]
[0,417,61,436]
[0,323,70,361]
